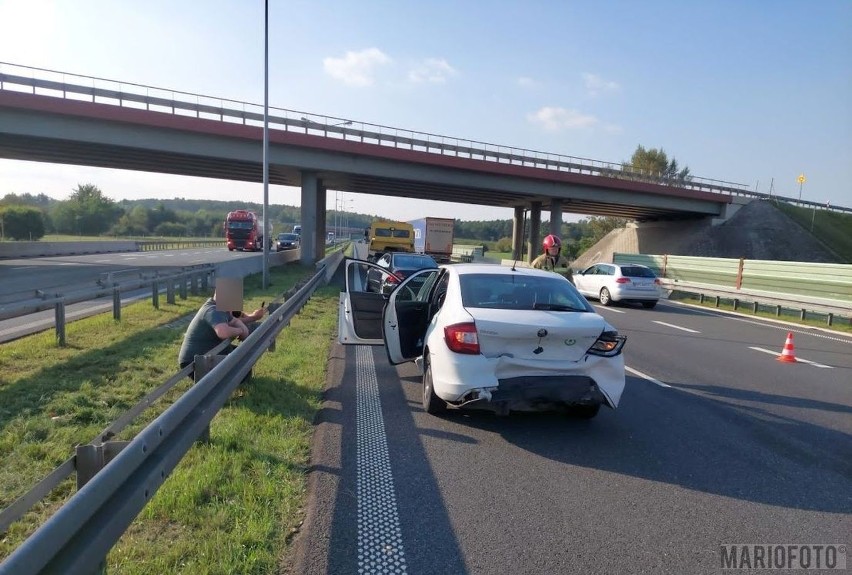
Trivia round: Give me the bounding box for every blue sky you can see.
[1,0,849,221]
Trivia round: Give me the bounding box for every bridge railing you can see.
[7,61,847,213]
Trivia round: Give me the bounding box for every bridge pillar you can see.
[511,206,525,260]
[527,202,541,263]
[549,199,563,236]
[300,171,319,264]
[314,182,327,262]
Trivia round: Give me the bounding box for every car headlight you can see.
[587,330,627,357]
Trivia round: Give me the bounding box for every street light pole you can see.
[261,0,270,288]
[797,173,806,202]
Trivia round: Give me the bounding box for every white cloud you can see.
[323,48,391,87]
[408,58,458,84]
[527,107,598,131]
[583,73,620,97]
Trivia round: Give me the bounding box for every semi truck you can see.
[366,220,415,260]
[409,217,455,262]
[224,209,266,251]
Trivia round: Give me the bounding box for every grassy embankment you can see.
[0,264,338,573]
[774,201,852,263]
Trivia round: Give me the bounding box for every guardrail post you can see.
[201,271,210,292]
[152,280,160,309]
[113,286,121,320]
[733,299,739,311]
[193,354,226,442]
[775,305,782,317]
[55,300,66,346]
[190,273,199,295]
[827,313,833,326]
[752,301,759,314]
[266,302,282,351]
[714,296,720,308]
[699,293,705,304]
[179,273,188,299]
[800,309,806,321]
[167,278,176,304]
[76,442,130,489]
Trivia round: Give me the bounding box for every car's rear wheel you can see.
[568,404,600,419]
[599,288,612,306]
[423,362,446,415]
[641,300,658,309]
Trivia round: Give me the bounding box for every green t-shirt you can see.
[178,299,232,367]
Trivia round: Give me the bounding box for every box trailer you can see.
[409,217,455,262]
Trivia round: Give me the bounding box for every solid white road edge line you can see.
[652,320,700,333]
[625,365,672,387]
[748,346,833,369]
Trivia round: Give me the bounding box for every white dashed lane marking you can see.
[653,320,700,333]
[594,306,625,313]
[749,347,833,369]
[355,345,408,574]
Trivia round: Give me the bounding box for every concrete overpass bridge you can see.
[0,62,813,263]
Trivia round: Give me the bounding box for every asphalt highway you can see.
[293,298,851,574]
[0,248,259,342]
[0,248,252,302]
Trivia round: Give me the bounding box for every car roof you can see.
[587,262,653,270]
[442,262,562,279]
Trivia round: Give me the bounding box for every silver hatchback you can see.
[574,263,662,308]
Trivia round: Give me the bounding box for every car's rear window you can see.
[394,255,437,268]
[620,266,656,278]
[460,274,590,311]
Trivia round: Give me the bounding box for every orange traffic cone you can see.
[777,332,798,363]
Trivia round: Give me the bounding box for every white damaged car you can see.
[339,260,627,418]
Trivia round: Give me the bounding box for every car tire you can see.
[568,404,600,419]
[641,300,658,309]
[599,288,612,306]
[423,362,446,415]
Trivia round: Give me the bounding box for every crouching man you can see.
[178,276,266,379]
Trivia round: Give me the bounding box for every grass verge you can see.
[0,264,336,574]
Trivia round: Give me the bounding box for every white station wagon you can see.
[339,260,627,418]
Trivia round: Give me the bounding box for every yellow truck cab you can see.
[367,220,415,260]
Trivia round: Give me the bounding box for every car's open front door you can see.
[339,258,389,345]
[383,268,440,364]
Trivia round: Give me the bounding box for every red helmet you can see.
[542,234,561,250]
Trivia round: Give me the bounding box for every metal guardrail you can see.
[0,251,344,575]
[6,61,849,213]
[0,266,215,344]
[136,239,222,251]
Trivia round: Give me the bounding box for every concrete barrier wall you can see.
[0,241,138,259]
[0,239,223,260]
[614,253,852,304]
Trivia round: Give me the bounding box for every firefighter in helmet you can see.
[532,234,574,283]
